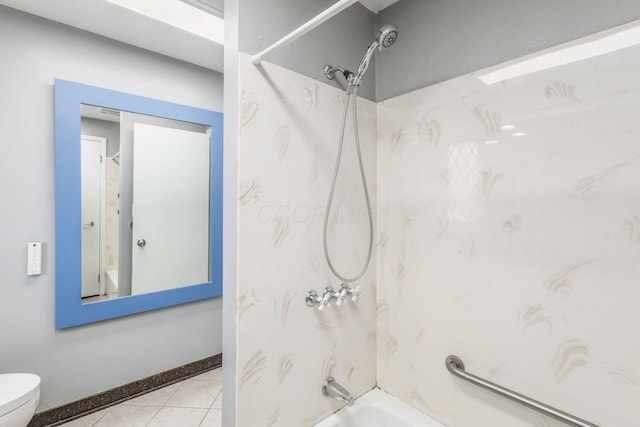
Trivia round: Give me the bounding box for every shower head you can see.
[376,24,398,50]
[351,24,398,91]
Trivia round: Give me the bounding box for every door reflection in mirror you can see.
[80,134,107,298]
[80,104,211,303]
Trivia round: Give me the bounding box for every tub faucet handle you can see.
[305,290,321,308]
[306,285,359,309]
[335,283,349,306]
[347,285,361,301]
[318,287,336,310]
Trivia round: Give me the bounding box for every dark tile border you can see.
[28,353,222,427]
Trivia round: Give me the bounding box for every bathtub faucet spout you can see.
[322,377,354,407]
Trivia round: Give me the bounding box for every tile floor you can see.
[59,368,222,427]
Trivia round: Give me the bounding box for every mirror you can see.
[80,106,212,301]
[55,79,223,328]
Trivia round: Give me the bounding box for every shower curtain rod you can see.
[251,0,359,65]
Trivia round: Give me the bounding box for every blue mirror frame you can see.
[54,79,223,329]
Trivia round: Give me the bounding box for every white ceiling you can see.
[0,0,224,72]
[0,0,401,73]
[359,0,401,13]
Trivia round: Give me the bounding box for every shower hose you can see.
[322,86,374,283]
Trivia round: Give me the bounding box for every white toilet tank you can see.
[0,374,40,427]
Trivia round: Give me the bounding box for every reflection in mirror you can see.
[55,79,223,328]
[80,106,212,303]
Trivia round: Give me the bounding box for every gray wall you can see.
[237,0,640,101]
[0,6,223,411]
[239,0,378,100]
[376,0,640,100]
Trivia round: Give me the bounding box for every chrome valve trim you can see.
[305,283,360,309]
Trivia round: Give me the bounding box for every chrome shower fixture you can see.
[323,64,354,81]
[376,24,399,49]
[320,25,397,285]
[351,24,398,90]
[323,377,354,407]
[305,284,360,309]
[324,24,398,93]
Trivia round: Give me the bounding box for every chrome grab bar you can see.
[445,355,599,427]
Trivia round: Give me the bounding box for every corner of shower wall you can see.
[234,52,378,426]
[374,19,640,427]
[238,0,378,102]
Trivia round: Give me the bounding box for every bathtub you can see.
[314,388,445,427]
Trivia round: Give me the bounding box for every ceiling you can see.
[359,0,401,13]
[0,0,224,72]
[0,0,402,73]
[180,0,402,15]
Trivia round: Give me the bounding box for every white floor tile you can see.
[56,368,224,426]
[57,408,109,426]
[212,391,222,410]
[165,378,221,409]
[147,406,208,427]
[92,404,159,427]
[200,409,222,427]
[194,368,222,382]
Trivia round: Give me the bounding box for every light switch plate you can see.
[27,241,42,276]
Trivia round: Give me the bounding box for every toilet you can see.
[0,374,40,427]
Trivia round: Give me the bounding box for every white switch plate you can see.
[27,241,42,276]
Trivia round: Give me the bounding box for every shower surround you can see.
[235,23,640,427]
[236,53,377,426]
[377,25,640,427]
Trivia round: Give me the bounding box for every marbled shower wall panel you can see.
[105,156,120,270]
[377,33,640,426]
[236,53,377,426]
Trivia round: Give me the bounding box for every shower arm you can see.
[322,41,381,94]
[323,65,354,81]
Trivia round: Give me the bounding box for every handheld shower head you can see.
[376,24,398,50]
[350,24,398,92]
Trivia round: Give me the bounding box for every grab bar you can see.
[445,355,599,427]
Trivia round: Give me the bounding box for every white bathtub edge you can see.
[313,387,446,427]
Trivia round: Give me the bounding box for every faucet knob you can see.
[347,285,361,301]
[335,283,349,306]
[319,287,336,310]
[306,285,360,309]
[305,290,321,307]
